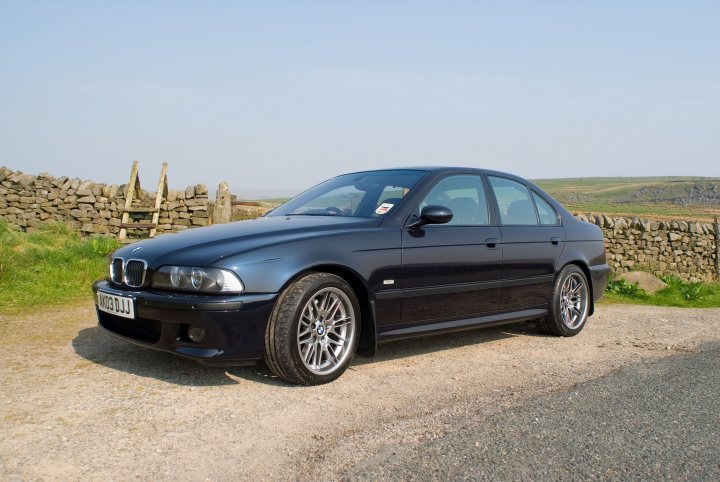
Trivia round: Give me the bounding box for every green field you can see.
[533,176,720,221]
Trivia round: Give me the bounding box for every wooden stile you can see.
[118,160,168,243]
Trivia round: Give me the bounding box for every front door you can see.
[400,174,503,324]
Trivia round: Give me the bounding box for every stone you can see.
[17,174,34,187]
[213,181,232,224]
[76,181,94,196]
[185,186,195,199]
[617,271,669,294]
[195,183,208,196]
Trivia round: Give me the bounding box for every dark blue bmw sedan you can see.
[93,167,610,385]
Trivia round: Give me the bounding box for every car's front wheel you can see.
[537,264,590,336]
[264,272,360,385]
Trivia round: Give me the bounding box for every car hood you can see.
[113,216,380,268]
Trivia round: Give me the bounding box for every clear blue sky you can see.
[1,1,718,196]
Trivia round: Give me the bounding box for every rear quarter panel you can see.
[560,218,609,302]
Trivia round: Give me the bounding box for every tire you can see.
[264,272,360,385]
[537,264,591,337]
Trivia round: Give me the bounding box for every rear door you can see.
[400,174,503,323]
[487,176,565,309]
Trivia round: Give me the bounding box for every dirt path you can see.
[1,303,719,480]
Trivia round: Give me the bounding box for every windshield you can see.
[268,169,429,218]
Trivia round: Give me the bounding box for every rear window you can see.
[488,176,538,225]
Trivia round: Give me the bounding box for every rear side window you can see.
[532,192,559,225]
[488,176,538,225]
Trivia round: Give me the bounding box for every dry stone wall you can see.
[0,167,212,237]
[576,213,719,281]
[1,167,718,281]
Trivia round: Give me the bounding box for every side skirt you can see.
[377,307,547,342]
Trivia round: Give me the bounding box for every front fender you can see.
[212,228,401,295]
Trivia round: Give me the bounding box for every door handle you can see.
[550,237,562,246]
[485,238,499,249]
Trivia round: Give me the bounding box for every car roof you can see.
[342,166,529,182]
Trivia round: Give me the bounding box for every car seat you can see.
[447,197,480,225]
[505,199,537,224]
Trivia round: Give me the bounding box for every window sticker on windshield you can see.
[375,203,394,215]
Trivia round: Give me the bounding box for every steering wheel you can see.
[325,206,344,215]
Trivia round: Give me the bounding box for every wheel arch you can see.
[278,264,376,357]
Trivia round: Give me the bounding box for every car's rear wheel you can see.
[537,264,590,336]
[264,272,360,385]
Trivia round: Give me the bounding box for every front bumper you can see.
[92,280,277,366]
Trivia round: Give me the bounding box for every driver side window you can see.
[418,175,489,226]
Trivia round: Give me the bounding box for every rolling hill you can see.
[533,177,720,221]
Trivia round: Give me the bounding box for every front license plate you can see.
[97,291,135,319]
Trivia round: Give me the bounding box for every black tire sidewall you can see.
[279,273,361,385]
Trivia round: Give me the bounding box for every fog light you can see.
[187,326,207,343]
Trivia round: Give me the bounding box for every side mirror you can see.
[408,205,453,228]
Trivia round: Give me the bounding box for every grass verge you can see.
[1,218,718,312]
[602,276,720,308]
[0,220,117,313]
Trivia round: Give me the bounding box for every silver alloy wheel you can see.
[559,272,588,329]
[296,287,356,375]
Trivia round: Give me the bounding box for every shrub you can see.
[606,278,644,296]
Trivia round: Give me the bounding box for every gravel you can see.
[1,303,719,480]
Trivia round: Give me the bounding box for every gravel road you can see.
[1,303,719,480]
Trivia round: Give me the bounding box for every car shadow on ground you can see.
[353,322,541,367]
[72,321,542,388]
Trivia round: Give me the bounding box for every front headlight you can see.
[152,266,244,293]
